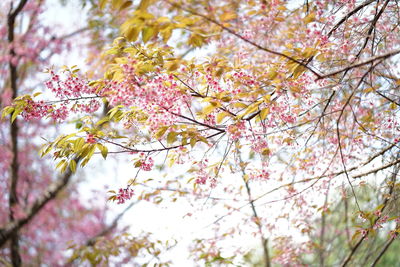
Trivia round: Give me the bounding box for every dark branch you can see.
[7,1,28,266]
[0,157,80,248]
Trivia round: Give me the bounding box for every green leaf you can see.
[69,159,77,173]
[74,137,85,152]
[96,116,110,126]
[97,143,108,159]
[56,160,67,172]
[2,106,14,118]
[11,108,22,123]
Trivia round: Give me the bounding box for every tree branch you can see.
[340,161,399,266]
[370,229,398,266]
[7,1,28,266]
[165,0,322,79]
[86,200,137,246]
[327,0,377,37]
[317,49,400,80]
[238,150,271,267]
[0,157,80,248]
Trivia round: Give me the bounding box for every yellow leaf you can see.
[99,0,107,10]
[134,160,142,167]
[56,160,68,172]
[190,138,197,148]
[156,17,171,24]
[188,34,205,48]
[260,108,269,120]
[137,0,151,10]
[263,95,271,103]
[125,26,140,42]
[119,0,132,11]
[364,87,375,93]
[154,126,168,139]
[197,135,208,144]
[203,104,217,115]
[2,106,14,118]
[261,148,270,156]
[142,26,156,43]
[232,102,248,109]
[242,102,260,117]
[290,86,301,93]
[304,12,316,24]
[181,137,188,146]
[292,64,306,79]
[167,131,178,144]
[160,27,172,42]
[74,137,85,152]
[216,112,230,124]
[166,61,180,71]
[303,47,318,58]
[220,12,237,22]
[111,0,123,9]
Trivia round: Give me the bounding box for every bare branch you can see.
[327,0,377,37]
[317,49,400,80]
[86,201,137,246]
[165,0,323,79]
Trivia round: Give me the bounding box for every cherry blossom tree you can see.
[3,0,400,266]
[0,1,170,266]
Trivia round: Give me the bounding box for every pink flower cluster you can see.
[249,169,270,180]
[102,62,191,131]
[140,156,154,171]
[226,121,246,140]
[45,70,98,98]
[86,134,97,144]
[21,99,52,120]
[116,188,134,204]
[134,153,154,171]
[194,161,216,187]
[19,70,102,121]
[250,136,269,154]
[373,214,389,230]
